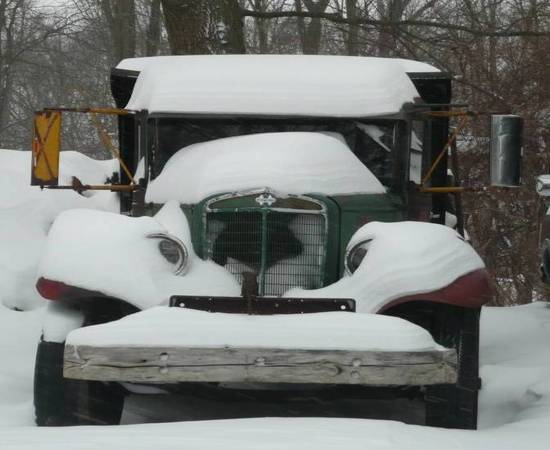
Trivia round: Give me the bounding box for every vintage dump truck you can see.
[31,55,522,429]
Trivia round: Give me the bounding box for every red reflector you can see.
[36,277,69,301]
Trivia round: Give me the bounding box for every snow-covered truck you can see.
[30,55,521,429]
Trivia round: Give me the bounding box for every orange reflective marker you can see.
[31,110,62,186]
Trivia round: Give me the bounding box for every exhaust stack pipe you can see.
[490,114,523,187]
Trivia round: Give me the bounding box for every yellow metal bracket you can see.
[31,107,138,192]
[88,113,135,185]
[418,110,477,194]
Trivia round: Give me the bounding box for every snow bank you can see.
[0,150,118,310]
[120,55,432,117]
[287,221,485,313]
[66,306,439,352]
[478,302,550,428]
[3,302,550,449]
[145,132,385,204]
[38,202,240,309]
[0,304,43,426]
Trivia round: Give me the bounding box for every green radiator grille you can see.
[205,209,326,296]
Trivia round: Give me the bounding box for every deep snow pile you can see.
[0,150,118,310]
[1,302,550,449]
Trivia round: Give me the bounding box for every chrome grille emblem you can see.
[255,193,276,207]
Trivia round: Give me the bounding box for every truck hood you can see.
[145,132,386,205]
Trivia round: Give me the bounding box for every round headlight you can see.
[344,239,372,275]
[147,233,188,275]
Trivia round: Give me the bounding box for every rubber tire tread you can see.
[34,339,124,426]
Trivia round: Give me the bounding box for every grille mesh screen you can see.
[205,210,326,296]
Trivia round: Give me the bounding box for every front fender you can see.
[36,202,240,310]
[377,268,491,313]
[285,221,487,313]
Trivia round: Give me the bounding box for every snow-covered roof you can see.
[116,55,439,117]
[145,132,386,204]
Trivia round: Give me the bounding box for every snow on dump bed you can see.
[66,306,440,352]
[145,132,385,204]
[119,55,436,117]
[287,221,485,313]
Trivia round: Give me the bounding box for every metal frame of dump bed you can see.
[63,295,458,387]
[63,345,457,386]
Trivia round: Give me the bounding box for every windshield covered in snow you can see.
[147,118,398,189]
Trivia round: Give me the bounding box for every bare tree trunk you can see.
[345,0,358,55]
[0,0,21,146]
[99,0,136,63]
[146,0,161,56]
[254,0,269,53]
[216,0,246,53]
[295,0,307,51]
[161,0,209,54]
[375,0,408,57]
[302,0,330,54]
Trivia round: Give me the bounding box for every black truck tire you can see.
[383,302,481,429]
[34,339,125,426]
[425,306,481,429]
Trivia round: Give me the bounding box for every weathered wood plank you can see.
[64,345,455,366]
[64,345,457,386]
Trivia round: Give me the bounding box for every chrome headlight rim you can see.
[344,239,372,276]
[147,232,189,275]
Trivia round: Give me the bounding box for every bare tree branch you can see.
[240,7,550,36]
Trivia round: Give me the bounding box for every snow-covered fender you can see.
[286,221,490,313]
[36,201,240,315]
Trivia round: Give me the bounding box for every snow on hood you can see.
[286,221,485,313]
[38,202,240,309]
[0,150,118,310]
[145,132,386,204]
[119,55,436,117]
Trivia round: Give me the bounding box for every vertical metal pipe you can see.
[490,115,523,187]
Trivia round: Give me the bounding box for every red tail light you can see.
[36,277,70,301]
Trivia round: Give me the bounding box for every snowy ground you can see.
[1,302,549,449]
[0,150,117,310]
